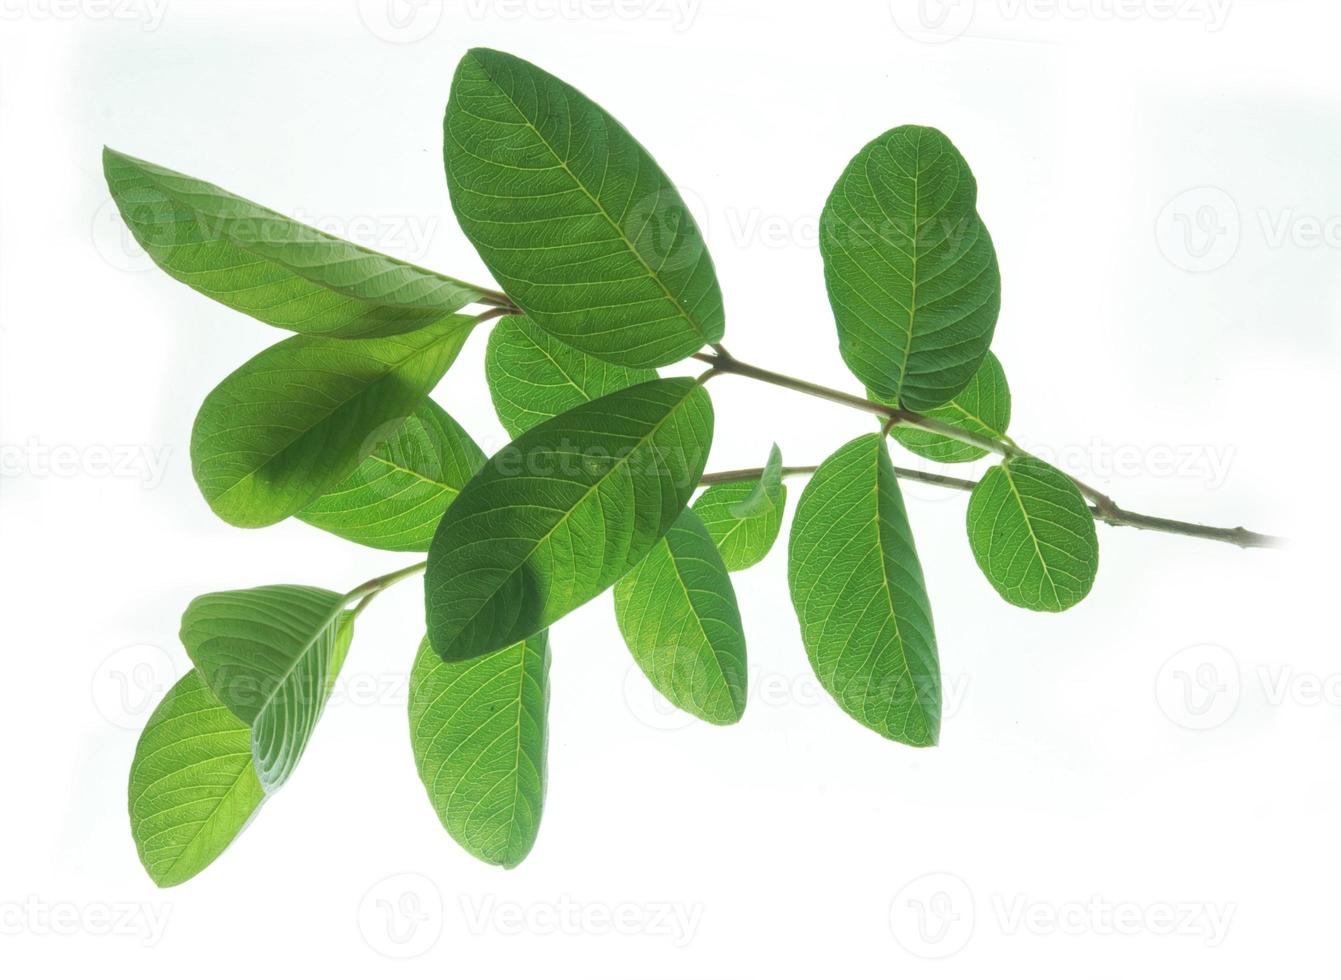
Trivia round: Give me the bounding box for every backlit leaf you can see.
[788,434,940,746]
[692,444,786,571]
[180,586,353,790]
[191,315,478,528]
[129,615,353,886]
[444,48,724,367]
[298,400,485,551]
[820,126,1000,410]
[614,508,747,724]
[888,352,1011,464]
[408,632,550,868]
[104,149,492,337]
[485,314,657,438]
[426,377,713,662]
[965,455,1099,612]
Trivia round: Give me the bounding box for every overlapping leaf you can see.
[486,315,658,438]
[692,444,787,571]
[103,149,491,337]
[129,616,353,886]
[614,508,747,724]
[426,378,714,663]
[180,586,351,790]
[191,316,477,528]
[966,456,1099,611]
[444,48,724,368]
[820,125,1000,410]
[889,352,1011,464]
[298,400,485,551]
[408,633,550,868]
[788,434,940,746]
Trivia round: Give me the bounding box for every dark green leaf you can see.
[692,444,787,571]
[486,314,658,438]
[966,456,1099,612]
[103,149,492,337]
[444,48,724,368]
[889,352,1011,463]
[788,434,940,746]
[820,125,1000,410]
[191,316,477,528]
[408,632,550,868]
[180,586,353,790]
[426,377,714,662]
[614,508,747,724]
[298,400,485,551]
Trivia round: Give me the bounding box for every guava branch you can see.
[693,350,1283,551]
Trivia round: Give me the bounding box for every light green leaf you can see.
[966,456,1099,612]
[485,314,658,438]
[888,352,1011,464]
[129,616,353,887]
[408,632,550,868]
[298,400,485,551]
[444,48,724,368]
[692,444,787,571]
[128,671,263,888]
[788,434,940,746]
[191,316,478,528]
[614,508,747,724]
[180,586,353,790]
[103,149,492,337]
[426,377,714,662]
[819,125,1000,410]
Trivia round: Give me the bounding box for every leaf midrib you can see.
[998,461,1064,609]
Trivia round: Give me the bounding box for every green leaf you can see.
[298,400,485,551]
[128,616,353,887]
[485,314,658,438]
[692,444,787,571]
[103,149,492,337]
[966,456,1099,612]
[888,352,1011,464]
[426,377,714,662]
[614,508,747,724]
[788,434,940,746]
[179,586,353,790]
[191,316,478,528]
[408,632,550,868]
[819,125,1000,410]
[444,48,724,368]
[128,671,263,887]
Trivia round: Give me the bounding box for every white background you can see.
[1,0,1335,975]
